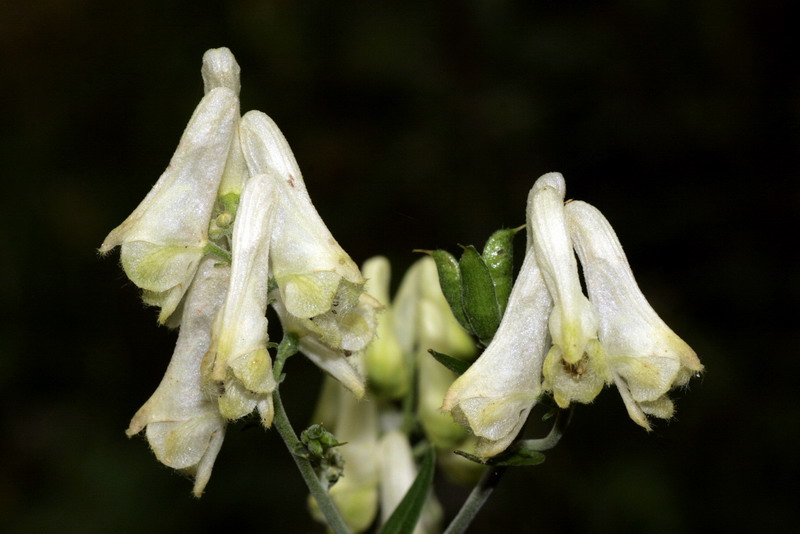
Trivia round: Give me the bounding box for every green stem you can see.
[443,407,573,533]
[509,406,573,453]
[443,466,507,534]
[271,335,350,534]
[204,241,232,264]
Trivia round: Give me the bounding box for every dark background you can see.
[2,1,797,532]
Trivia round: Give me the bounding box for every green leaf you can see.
[454,446,546,467]
[428,349,470,375]
[459,246,501,344]
[380,446,436,534]
[491,447,546,467]
[453,450,486,464]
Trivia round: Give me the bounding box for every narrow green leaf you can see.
[453,450,486,464]
[428,349,470,375]
[380,446,436,534]
[481,228,518,314]
[430,249,470,330]
[455,445,546,467]
[459,246,501,343]
[491,447,546,467]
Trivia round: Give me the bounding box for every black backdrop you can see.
[2,1,797,532]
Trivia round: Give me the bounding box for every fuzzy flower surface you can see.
[126,257,229,497]
[100,48,240,323]
[444,172,703,458]
[442,247,552,458]
[565,200,703,428]
[202,173,278,426]
[239,111,378,354]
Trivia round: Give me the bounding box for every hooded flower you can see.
[444,172,702,457]
[126,257,230,497]
[100,48,241,324]
[202,173,278,426]
[565,200,704,428]
[238,111,377,353]
[442,248,552,459]
[528,173,610,407]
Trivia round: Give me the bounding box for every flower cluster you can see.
[102,48,377,495]
[443,172,703,459]
[304,254,481,531]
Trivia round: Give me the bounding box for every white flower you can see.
[202,173,278,426]
[271,294,368,398]
[444,172,703,457]
[100,48,240,324]
[442,248,552,459]
[238,111,377,353]
[528,173,610,407]
[565,200,704,428]
[361,256,410,400]
[378,430,443,534]
[126,257,230,497]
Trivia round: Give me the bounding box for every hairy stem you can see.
[272,335,350,534]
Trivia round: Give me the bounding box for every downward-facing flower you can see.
[239,111,377,353]
[271,294,368,398]
[442,248,552,459]
[565,200,704,428]
[100,48,240,323]
[528,173,610,407]
[202,173,277,426]
[378,430,443,534]
[126,257,230,497]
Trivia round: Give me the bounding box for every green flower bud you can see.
[459,246,501,344]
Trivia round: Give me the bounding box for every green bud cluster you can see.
[297,423,346,487]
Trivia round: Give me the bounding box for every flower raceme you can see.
[443,172,702,458]
[105,47,378,494]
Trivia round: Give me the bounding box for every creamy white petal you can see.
[126,257,230,496]
[527,173,609,407]
[201,47,241,95]
[272,297,367,398]
[239,111,365,319]
[443,248,552,458]
[203,173,278,426]
[101,86,238,322]
[565,200,703,428]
